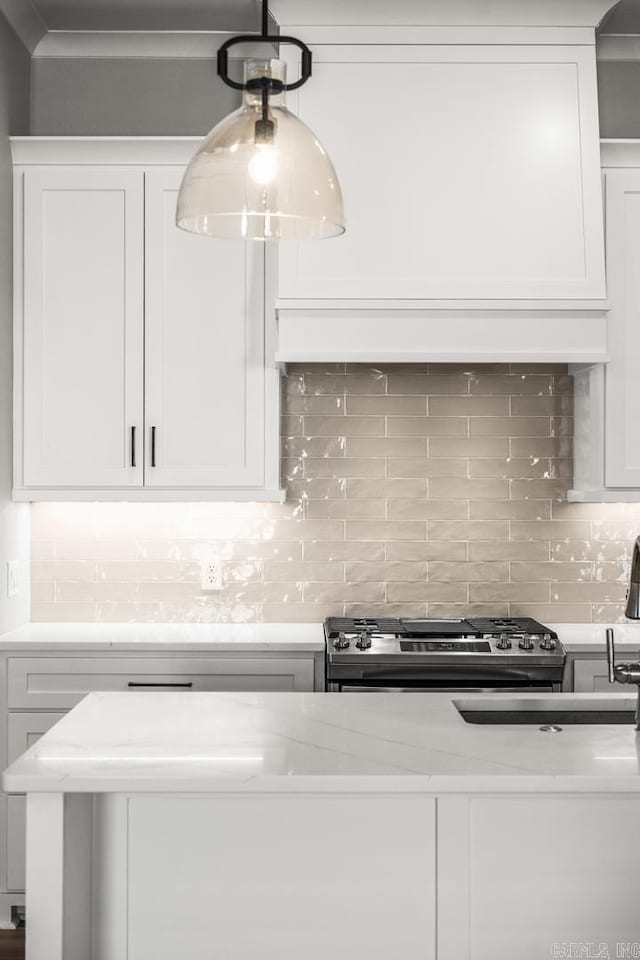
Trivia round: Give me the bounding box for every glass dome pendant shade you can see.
[176,2,345,241]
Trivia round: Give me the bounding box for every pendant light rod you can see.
[261,0,269,39]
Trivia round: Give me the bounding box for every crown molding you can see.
[32,30,277,59]
[10,136,206,165]
[0,0,46,53]
[270,0,619,29]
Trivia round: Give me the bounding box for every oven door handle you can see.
[337,685,555,694]
[336,665,540,682]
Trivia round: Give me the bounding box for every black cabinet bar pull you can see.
[127,681,193,688]
[151,426,156,467]
[130,425,136,468]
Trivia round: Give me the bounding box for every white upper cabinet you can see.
[144,169,266,490]
[279,43,605,305]
[12,140,282,502]
[570,144,640,501]
[603,170,640,487]
[18,167,144,489]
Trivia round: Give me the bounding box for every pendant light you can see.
[176,0,345,241]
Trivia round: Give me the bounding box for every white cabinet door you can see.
[439,795,640,960]
[279,44,604,303]
[144,168,266,489]
[19,167,144,488]
[604,171,640,487]
[572,657,616,693]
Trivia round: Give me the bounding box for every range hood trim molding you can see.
[275,309,609,365]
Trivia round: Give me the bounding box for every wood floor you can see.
[0,931,25,960]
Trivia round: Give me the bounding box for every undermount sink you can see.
[454,696,637,726]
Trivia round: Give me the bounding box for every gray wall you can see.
[31,57,242,135]
[0,12,30,632]
[28,49,640,139]
[597,0,640,138]
[600,0,640,33]
[598,60,640,138]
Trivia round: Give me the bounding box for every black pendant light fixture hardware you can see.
[217,0,311,92]
[217,38,312,93]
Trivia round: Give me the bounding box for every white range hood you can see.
[270,0,617,363]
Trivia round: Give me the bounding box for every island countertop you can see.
[4,690,640,795]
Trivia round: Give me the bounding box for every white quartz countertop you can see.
[0,621,638,654]
[5,690,640,795]
[0,622,324,652]
[550,623,640,654]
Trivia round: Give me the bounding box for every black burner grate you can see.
[324,617,403,638]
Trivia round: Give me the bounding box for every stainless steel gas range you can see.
[324,616,565,693]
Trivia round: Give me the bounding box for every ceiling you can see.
[601,0,640,31]
[27,0,262,32]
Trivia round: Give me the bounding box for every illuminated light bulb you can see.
[248,145,279,185]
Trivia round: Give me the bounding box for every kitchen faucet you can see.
[606,535,640,729]
[626,534,640,619]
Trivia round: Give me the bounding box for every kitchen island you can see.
[4,690,640,960]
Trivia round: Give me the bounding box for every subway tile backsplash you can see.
[31,364,640,624]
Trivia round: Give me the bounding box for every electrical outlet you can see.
[6,561,19,599]
[200,558,224,592]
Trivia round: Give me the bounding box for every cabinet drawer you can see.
[7,656,315,708]
[6,712,66,892]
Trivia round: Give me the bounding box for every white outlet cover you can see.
[6,561,19,599]
[200,558,223,592]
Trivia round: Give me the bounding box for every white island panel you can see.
[126,794,436,960]
[468,796,640,957]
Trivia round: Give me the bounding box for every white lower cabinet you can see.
[0,649,320,913]
[11,139,281,501]
[7,656,314,709]
[565,652,637,692]
[438,795,640,958]
[571,657,615,693]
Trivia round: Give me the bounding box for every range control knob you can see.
[540,634,557,651]
[356,631,372,650]
[495,633,512,650]
[333,633,350,650]
[518,636,535,651]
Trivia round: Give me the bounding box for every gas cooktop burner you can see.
[324,616,565,691]
[324,616,562,661]
[325,616,558,642]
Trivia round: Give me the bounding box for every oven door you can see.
[327,660,563,692]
